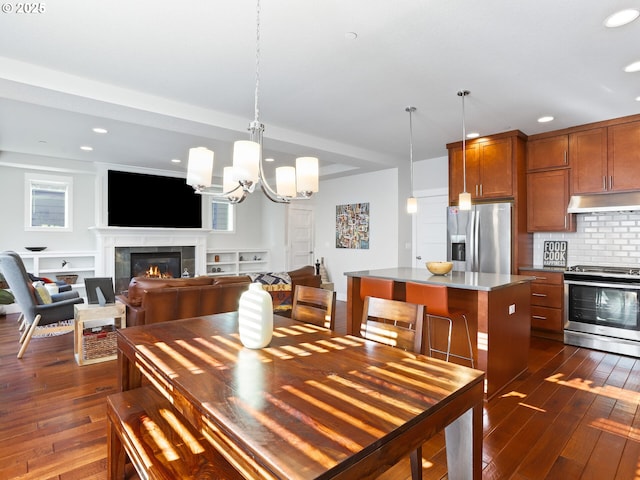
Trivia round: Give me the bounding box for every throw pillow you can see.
[33,281,52,304]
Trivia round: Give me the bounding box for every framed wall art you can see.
[336,202,369,249]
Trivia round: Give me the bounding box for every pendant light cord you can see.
[406,106,416,194]
[254,0,261,125]
[458,90,470,193]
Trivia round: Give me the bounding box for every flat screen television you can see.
[108,170,202,228]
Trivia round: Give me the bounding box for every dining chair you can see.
[291,285,337,329]
[361,295,425,479]
[0,250,84,358]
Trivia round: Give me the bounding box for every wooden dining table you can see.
[116,312,485,479]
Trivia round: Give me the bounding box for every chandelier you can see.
[186,0,319,204]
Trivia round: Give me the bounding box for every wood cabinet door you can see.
[448,144,479,204]
[527,169,575,232]
[527,135,568,171]
[569,128,608,194]
[608,120,640,192]
[478,137,513,199]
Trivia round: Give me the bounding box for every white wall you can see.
[313,168,400,301]
[0,153,97,252]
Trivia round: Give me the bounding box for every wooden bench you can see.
[107,386,243,480]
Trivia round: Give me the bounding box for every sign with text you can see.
[543,241,568,267]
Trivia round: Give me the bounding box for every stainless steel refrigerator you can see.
[446,202,512,274]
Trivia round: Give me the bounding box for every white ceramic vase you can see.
[238,283,273,349]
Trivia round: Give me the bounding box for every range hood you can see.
[567,191,640,213]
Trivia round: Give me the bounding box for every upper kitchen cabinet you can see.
[570,118,640,195]
[448,130,527,204]
[569,127,608,194]
[608,120,640,192]
[527,135,568,170]
[527,169,575,232]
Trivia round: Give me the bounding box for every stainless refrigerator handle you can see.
[473,209,480,271]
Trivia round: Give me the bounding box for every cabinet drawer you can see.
[531,284,563,308]
[529,271,564,286]
[531,306,563,332]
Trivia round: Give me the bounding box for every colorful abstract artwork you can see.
[336,203,369,249]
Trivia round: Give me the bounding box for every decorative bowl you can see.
[426,261,453,275]
[25,246,47,252]
[56,274,78,285]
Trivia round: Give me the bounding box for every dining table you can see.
[116,312,485,479]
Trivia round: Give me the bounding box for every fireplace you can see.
[114,245,195,294]
[130,252,181,279]
[90,227,209,295]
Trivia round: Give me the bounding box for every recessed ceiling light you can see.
[624,61,640,73]
[538,116,554,123]
[80,146,93,151]
[467,132,480,139]
[264,157,275,162]
[604,9,640,28]
[171,158,181,164]
[636,96,640,102]
[345,32,358,40]
[92,127,108,134]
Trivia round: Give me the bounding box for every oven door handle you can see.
[564,279,640,290]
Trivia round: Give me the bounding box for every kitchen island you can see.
[345,267,535,399]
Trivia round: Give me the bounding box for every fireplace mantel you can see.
[90,226,211,278]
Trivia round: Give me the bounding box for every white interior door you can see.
[287,205,314,270]
[413,191,448,268]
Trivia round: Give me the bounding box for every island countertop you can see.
[345,267,535,292]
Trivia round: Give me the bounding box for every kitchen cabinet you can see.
[527,135,568,170]
[520,268,564,335]
[527,169,575,232]
[569,127,610,194]
[448,131,526,204]
[571,124,640,194]
[607,120,640,192]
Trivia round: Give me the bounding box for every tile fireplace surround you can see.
[90,227,209,293]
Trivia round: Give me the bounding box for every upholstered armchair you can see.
[0,251,84,358]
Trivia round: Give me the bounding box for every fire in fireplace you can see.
[130,252,181,279]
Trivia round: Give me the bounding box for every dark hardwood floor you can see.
[1,303,639,479]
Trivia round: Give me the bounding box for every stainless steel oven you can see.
[564,265,640,357]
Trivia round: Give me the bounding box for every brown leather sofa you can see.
[117,266,321,327]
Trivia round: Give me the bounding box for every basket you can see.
[82,324,117,361]
[56,274,78,285]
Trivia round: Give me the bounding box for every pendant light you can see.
[457,90,472,211]
[406,106,417,214]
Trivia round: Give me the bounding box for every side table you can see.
[74,303,126,366]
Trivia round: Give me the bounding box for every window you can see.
[25,174,73,231]
[211,200,234,232]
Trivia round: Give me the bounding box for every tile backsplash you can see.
[533,212,640,267]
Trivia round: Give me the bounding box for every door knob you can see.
[416,256,422,260]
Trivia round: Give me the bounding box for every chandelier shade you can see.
[186,147,214,188]
[295,157,319,194]
[232,140,261,185]
[276,166,297,197]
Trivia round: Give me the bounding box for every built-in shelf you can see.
[18,251,98,290]
[206,249,269,276]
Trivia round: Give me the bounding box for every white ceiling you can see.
[0,0,638,181]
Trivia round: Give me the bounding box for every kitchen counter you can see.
[345,267,535,291]
[345,267,534,399]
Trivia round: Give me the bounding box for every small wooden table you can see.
[116,312,484,479]
[74,302,126,365]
